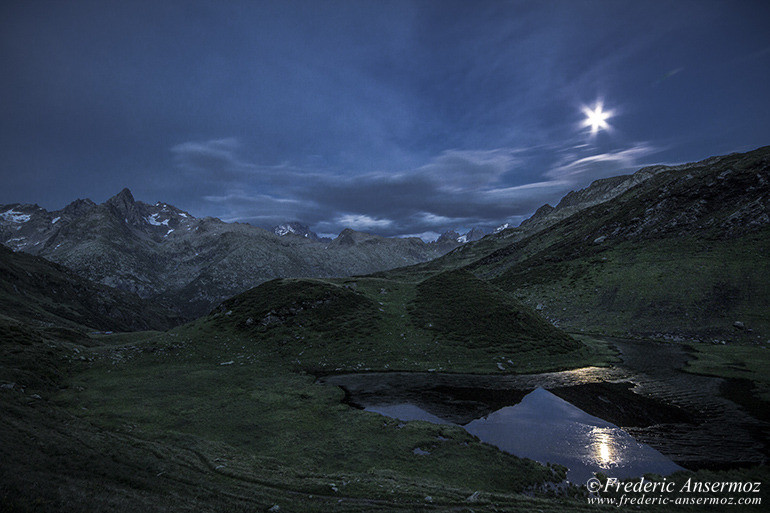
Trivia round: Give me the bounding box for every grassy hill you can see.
[466,146,770,341]
[2,309,577,513]
[199,269,606,374]
[0,245,181,332]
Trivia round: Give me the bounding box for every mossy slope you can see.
[452,146,770,340]
[409,269,579,354]
[200,272,603,374]
[0,245,181,331]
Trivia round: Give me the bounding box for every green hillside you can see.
[202,271,605,374]
[0,245,181,332]
[468,147,770,341]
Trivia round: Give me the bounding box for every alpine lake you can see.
[319,338,766,485]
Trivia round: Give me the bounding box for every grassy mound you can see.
[409,269,579,355]
[211,278,380,339]
[193,273,604,374]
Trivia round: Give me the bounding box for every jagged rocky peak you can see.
[97,188,195,234]
[104,187,146,225]
[437,227,489,244]
[465,227,488,241]
[108,187,136,207]
[62,198,97,218]
[331,228,385,247]
[272,221,320,241]
[333,228,361,246]
[437,230,461,243]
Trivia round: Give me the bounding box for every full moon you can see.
[583,102,612,134]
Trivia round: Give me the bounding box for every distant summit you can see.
[436,230,461,244]
[104,188,145,225]
[464,227,488,242]
[437,227,489,244]
[272,222,323,241]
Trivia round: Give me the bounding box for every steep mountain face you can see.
[456,146,770,341]
[437,227,489,244]
[515,154,732,235]
[464,227,488,242]
[393,148,770,278]
[1,191,460,318]
[0,244,181,331]
[422,153,741,272]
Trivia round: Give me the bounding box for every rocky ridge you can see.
[0,190,460,317]
[437,227,489,244]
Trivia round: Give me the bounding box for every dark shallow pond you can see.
[337,379,683,484]
[320,339,768,484]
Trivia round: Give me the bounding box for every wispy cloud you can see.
[171,137,658,238]
[546,144,657,180]
[171,138,247,179]
[335,214,393,231]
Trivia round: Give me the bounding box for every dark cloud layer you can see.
[172,136,655,237]
[1,1,769,239]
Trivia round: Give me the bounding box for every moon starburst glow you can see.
[582,102,612,134]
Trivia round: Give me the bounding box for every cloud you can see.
[419,149,522,191]
[171,138,245,178]
[171,138,317,188]
[546,144,657,181]
[171,137,658,237]
[335,214,393,231]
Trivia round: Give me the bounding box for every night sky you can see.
[2,1,769,239]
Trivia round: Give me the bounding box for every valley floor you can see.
[2,321,769,512]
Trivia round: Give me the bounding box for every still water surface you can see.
[322,339,766,483]
[365,386,683,483]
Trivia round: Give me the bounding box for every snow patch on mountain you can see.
[272,222,322,241]
[274,224,297,236]
[146,213,169,226]
[1,209,31,223]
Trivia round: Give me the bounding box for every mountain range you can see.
[2,146,768,341]
[1,189,460,318]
